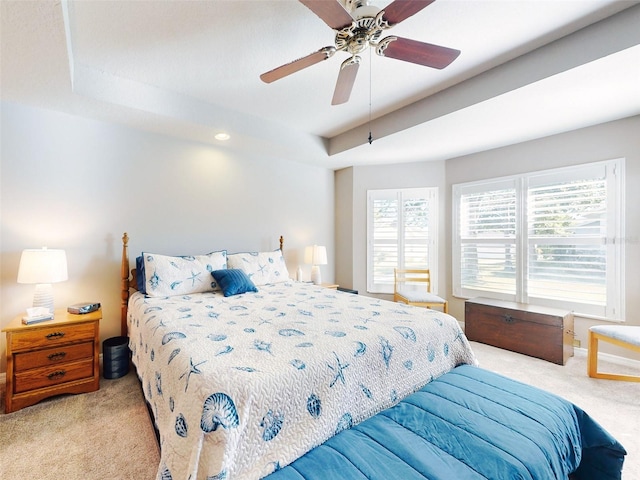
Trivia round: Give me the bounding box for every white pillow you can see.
[143,250,227,297]
[227,250,290,286]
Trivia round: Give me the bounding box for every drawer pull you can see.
[45,332,65,340]
[47,370,67,381]
[47,352,67,361]
[504,314,515,324]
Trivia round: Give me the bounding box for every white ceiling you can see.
[2,0,639,170]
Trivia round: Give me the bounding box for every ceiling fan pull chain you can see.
[368,47,373,145]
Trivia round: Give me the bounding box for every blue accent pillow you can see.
[136,255,146,294]
[212,269,258,297]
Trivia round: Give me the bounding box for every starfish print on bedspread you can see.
[187,270,202,287]
[179,357,207,392]
[327,352,350,388]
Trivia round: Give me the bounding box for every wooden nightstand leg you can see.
[5,348,15,413]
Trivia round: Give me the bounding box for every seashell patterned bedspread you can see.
[127,282,477,480]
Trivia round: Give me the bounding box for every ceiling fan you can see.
[260,0,461,105]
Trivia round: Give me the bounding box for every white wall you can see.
[0,102,335,373]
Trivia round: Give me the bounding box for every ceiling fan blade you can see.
[260,47,336,84]
[299,0,354,30]
[381,0,436,27]
[377,36,460,69]
[332,56,360,105]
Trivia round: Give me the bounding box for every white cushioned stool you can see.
[587,325,640,382]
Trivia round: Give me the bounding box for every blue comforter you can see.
[268,365,626,480]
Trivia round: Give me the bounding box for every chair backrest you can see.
[394,269,432,293]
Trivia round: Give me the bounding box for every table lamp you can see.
[17,247,68,313]
[305,245,327,285]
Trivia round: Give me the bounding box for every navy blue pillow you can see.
[211,269,258,297]
[136,255,146,294]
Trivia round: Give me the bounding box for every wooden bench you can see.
[588,325,640,382]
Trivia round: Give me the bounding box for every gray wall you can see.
[0,102,335,373]
[335,160,447,297]
[446,115,640,360]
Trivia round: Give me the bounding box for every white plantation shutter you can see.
[367,188,438,294]
[457,180,517,298]
[370,190,399,289]
[453,159,623,319]
[526,164,609,308]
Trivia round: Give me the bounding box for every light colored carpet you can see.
[0,371,160,479]
[0,343,637,479]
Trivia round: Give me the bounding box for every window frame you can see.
[452,159,624,320]
[367,187,439,295]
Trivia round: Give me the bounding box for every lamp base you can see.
[310,266,322,285]
[33,283,54,313]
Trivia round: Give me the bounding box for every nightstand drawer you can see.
[9,322,97,351]
[14,341,94,371]
[14,358,95,393]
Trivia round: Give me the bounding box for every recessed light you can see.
[215,133,230,141]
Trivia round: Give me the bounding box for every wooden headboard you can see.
[120,232,285,336]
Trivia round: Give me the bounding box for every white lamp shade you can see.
[17,248,68,284]
[304,245,327,266]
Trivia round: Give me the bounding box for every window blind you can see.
[453,159,623,319]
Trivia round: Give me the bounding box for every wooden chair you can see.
[394,268,448,313]
[587,325,640,382]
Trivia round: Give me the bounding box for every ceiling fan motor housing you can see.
[335,12,387,55]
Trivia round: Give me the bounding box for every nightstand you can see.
[3,308,101,413]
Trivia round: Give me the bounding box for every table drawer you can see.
[14,341,94,371]
[9,322,97,351]
[13,358,95,393]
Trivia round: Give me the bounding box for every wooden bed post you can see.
[279,235,284,252]
[121,232,130,337]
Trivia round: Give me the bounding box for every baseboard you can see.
[574,347,640,369]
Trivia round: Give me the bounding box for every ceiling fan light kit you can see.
[261,0,460,105]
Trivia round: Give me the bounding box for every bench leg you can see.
[587,330,598,378]
[588,330,640,382]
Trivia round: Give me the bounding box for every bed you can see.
[119,233,626,480]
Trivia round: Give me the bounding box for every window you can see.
[367,187,438,294]
[453,159,624,320]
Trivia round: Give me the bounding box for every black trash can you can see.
[103,336,130,379]
[337,287,358,294]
